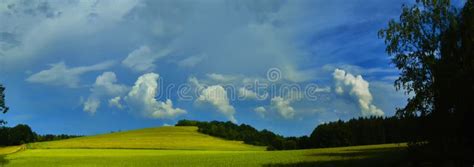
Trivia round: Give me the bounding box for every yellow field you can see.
[1,126,407,166]
[2,144,406,167]
[0,145,25,155]
[28,126,264,151]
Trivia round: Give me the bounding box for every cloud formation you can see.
[122,45,172,72]
[206,73,238,83]
[83,97,100,114]
[125,73,186,119]
[196,85,237,123]
[26,61,114,88]
[238,87,267,100]
[1,0,139,68]
[281,65,316,82]
[333,69,384,117]
[92,72,129,96]
[108,96,123,109]
[83,72,129,114]
[1,0,410,136]
[177,55,207,68]
[271,96,295,119]
[253,106,266,118]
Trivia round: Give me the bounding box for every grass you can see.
[28,126,264,151]
[0,145,25,166]
[1,126,408,166]
[3,144,407,167]
[0,146,24,155]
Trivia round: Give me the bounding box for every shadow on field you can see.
[264,147,410,167]
[0,155,9,167]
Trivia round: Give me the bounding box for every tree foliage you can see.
[0,124,35,146]
[176,120,312,150]
[378,0,459,117]
[0,84,7,114]
[379,0,474,164]
[0,85,6,111]
[310,117,420,148]
[35,134,83,142]
[0,124,81,146]
[0,84,8,126]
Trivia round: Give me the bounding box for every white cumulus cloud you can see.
[333,69,384,117]
[196,85,237,123]
[108,96,123,109]
[92,72,129,96]
[124,73,186,119]
[83,97,100,114]
[83,71,129,113]
[271,96,295,119]
[253,106,266,118]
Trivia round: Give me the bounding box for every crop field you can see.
[1,127,407,167]
[0,146,24,155]
[28,126,264,151]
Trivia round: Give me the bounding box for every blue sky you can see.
[0,0,412,136]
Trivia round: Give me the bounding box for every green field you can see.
[1,126,407,167]
[28,126,264,151]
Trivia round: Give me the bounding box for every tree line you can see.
[309,116,421,148]
[0,124,81,146]
[176,116,417,150]
[176,119,312,150]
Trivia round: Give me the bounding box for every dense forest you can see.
[177,119,310,150]
[0,124,81,146]
[310,116,421,148]
[0,124,35,146]
[176,116,417,150]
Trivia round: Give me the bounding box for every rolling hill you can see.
[28,126,265,151]
[2,126,407,167]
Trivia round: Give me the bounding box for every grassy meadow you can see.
[1,126,407,167]
[0,146,23,155]
[28,126,264,151]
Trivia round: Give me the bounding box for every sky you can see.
[0,0,412,136]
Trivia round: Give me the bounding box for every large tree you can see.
[379,0,473,163]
